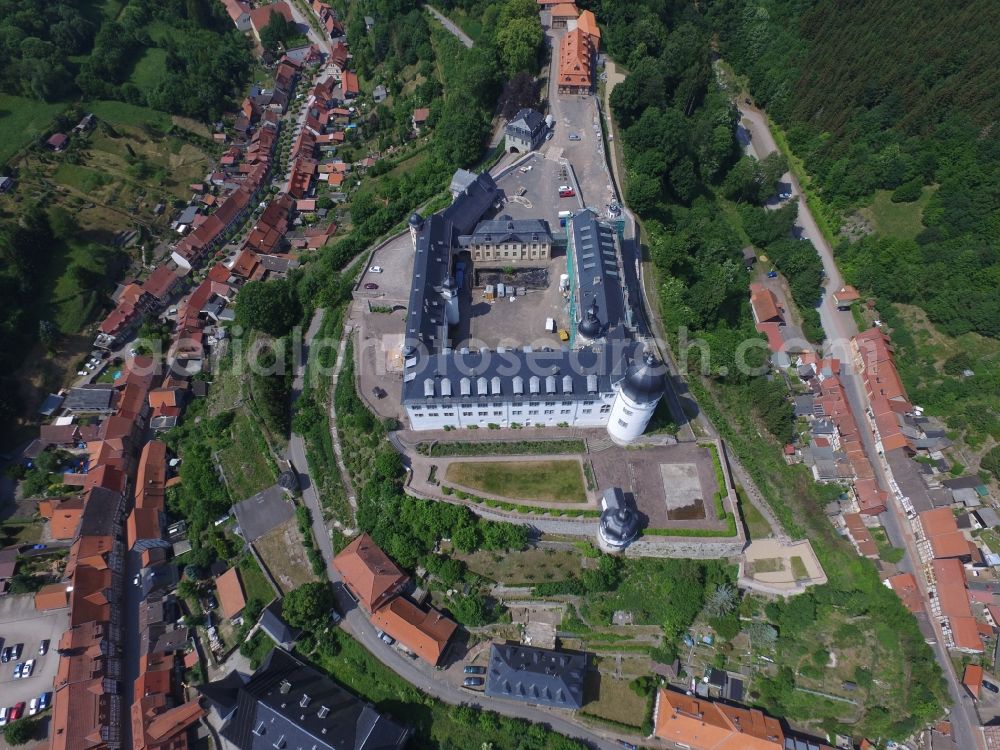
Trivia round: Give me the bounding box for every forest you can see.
[708,0,1000,340]
[0,0,251,122]
[588,0,948,737]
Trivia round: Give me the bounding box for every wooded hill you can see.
[710,0,1000,340]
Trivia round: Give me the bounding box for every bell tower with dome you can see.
[606,350,667,444]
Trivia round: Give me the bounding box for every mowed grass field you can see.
[444,459,586,503]
[0,94,66,166]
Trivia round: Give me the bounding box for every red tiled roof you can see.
[749,283,783,323]
[370,598,457,665]
[964,664,984,698]
[558,27,592,89]
[342,71,359,95]
[249,1,293,33]
[333,533,409,613]
[886,573,924,614]
[216,567,246,619]
[654,689,799,750]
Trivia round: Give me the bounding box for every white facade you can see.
[406,390,616,431]
[606,386,660,444]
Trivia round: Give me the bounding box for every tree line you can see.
[709,0,1000,340]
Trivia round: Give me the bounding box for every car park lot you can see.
[0,593,68,710]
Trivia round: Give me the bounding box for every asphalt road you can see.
[738,103,985,750]
[426,5,474,48]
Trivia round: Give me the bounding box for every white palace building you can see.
[400,171,666,444]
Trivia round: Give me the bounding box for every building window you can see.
[462,411,472,416]
[478,411,488,416]
[560,409,571,414]
[443,411,454,417]
[617,418,628,427]
[428,412,439,417]
[600,404,611,413]
[529,410,539,415]
[544,409,554,415]
[582,408,592,414]
[529,401,540,407]
[545,401,555,407]
[583,400,594,406]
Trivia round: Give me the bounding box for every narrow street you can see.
[425,5,474,48]
[738,102,984,750]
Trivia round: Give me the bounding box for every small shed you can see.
[741,246,756,269]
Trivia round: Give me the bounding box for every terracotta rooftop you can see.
[370,597,457,665]
[216,566,247,619]
[333,532,409,613]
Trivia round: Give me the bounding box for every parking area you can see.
[357,232,414,304]
[0,593,67,710]
[495,152,578,230]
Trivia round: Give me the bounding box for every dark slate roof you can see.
[199,670,250,718]
[38,393,64,416]
[402,332,639,405]
[505,109,546,137]
[484,643,586,709]
[599,487,640,544]
[448,169,477,196]
[459,215,552,246]
[64,385,116,412]
[620,351,667,404]
[570,209,628,334]
[404,173,500,358]
[79,486,123,537]
[942,476,983,491]
[221,648,410,750]
[258,600,301,647]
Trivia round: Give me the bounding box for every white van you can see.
[558,210,573,219]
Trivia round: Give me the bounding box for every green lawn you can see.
[83,100,172,130]
[53,163,111,193]
[238,555,276,605]
[455,546,583,584]
[0,94,66,166]
[129,48,167,91]
[861,186,936,240]
[217,408,278,502]
[736,486,773,539]
[444,459,586,503]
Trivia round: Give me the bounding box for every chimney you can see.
[299,693,311,708]
[279,679,292,694]
[318,706,330,719]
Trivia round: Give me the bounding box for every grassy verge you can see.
[441,485,601,517]
[415,439,586,457]
[766,115,840,247]
[238,554,276,605]
[444,459,587,503]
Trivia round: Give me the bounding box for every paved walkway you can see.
[426,5,474,48]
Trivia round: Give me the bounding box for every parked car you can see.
[462,677,485,688]
[545,131,554,140]
[1,647,12,663]
[133,574,141,586]
[364,282,379,290]
[28,698,38,716]
[38,692,51,711]
[767,271,778,278]
[463,665,486,675]
[519,165,533,173]
[12,644,23,660]
[22,659,34,678]
[559,188,575,198]
[329,608,342,625]
[568,133,581,141]
[206,595,218,610]
[376,630,395,646]
[985,680,1000,694]
[9,702,24,721]
[0,706,7,726]
[369,266,383,273]
[31,544,47,551]
[38,640,49,656]
[13,662,25,679]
